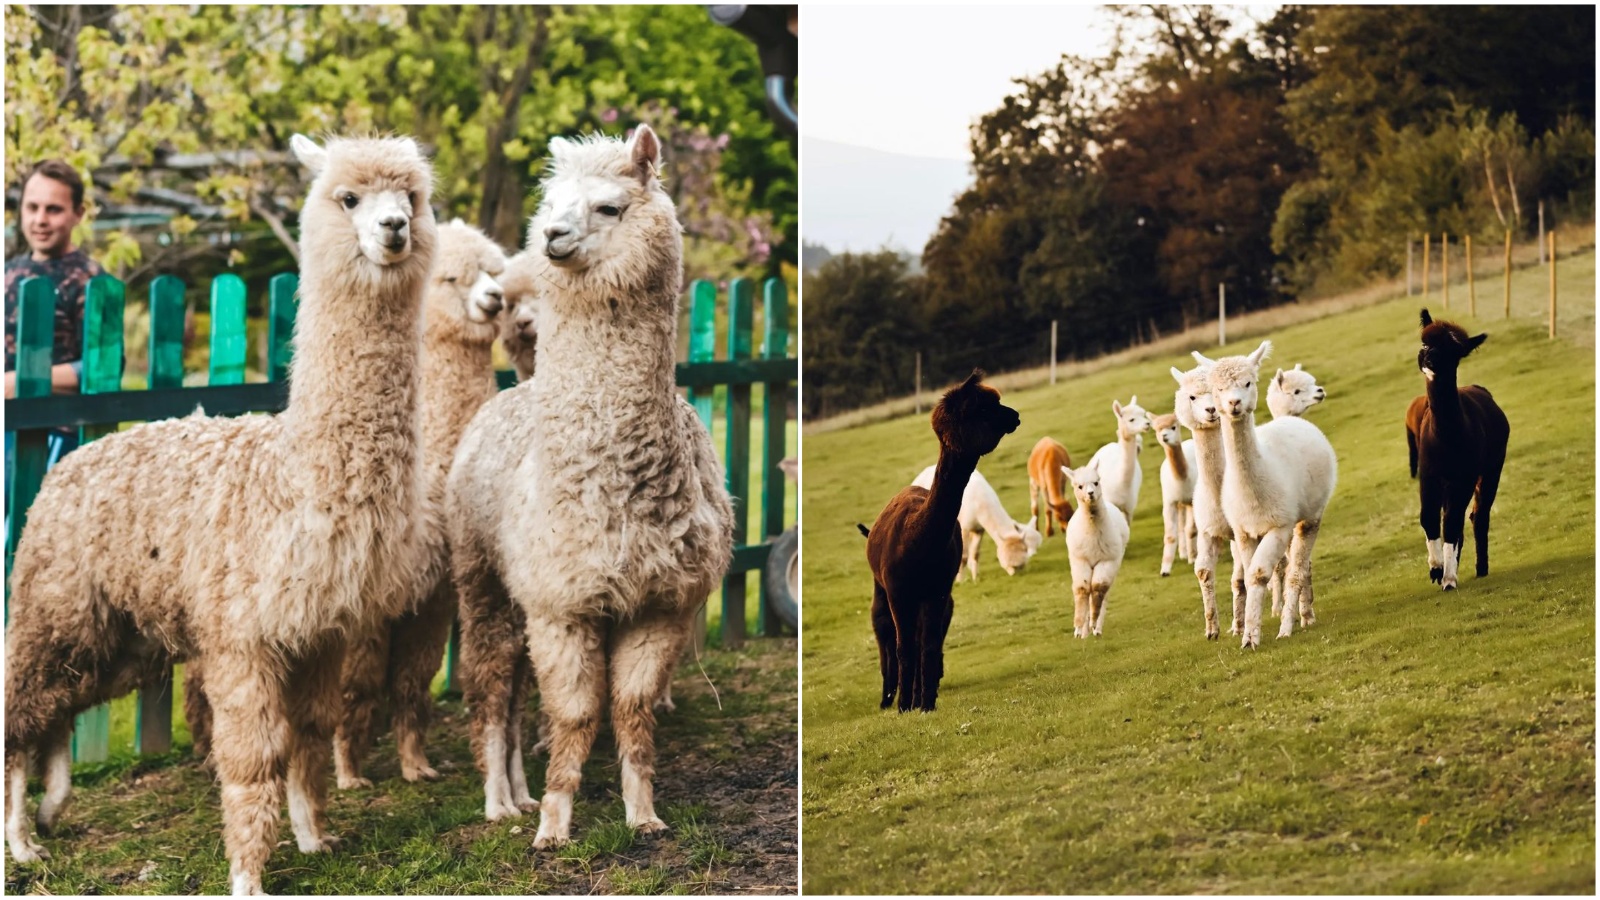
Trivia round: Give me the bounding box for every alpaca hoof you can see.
[296,833,341,855]
[1301,611,1316,627]
[653,696,677,715]
[1476,565,1488,578]
[532,828,570,850]
[1429,566,1443,584]
[402,765,440,783]
[485,799,523,822]
[336,775,373,791]
[631,816,668,835]
[516,796,541,813]
[879,696,894,710]
[8,838,50,863]
[1206,629,1219,641]
[1160,569,1171,578]
[1442,581,1456,592]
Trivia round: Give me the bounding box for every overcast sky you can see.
[802,4,1278,162]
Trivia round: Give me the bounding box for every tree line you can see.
[804,5,1595,420]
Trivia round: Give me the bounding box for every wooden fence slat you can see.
[687,280,718,653]
[6,278,57,600]
[758,280,789,637]
[721,279,753,649]
[209,274,248,386]
[268,273,298,383]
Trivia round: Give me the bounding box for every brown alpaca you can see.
[1404,309,1509,590]
[1027,436,1075,536]
[866,371,1019,712]
[5,135,435,894]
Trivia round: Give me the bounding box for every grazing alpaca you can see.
[1087,397,1151,520]
[1404,309,1509,589]
[5,135,435,893]
[866,371,1019,712]
[1026,437,1075,536]
[1200,341,1338,648]
[498,248,540,381]
[912,465,1043,580]
[1153,413,1197,576]
[1062,459,1130,637]
[447,125,734,844]
[1267,363,1326,420]
[1171,361,1245,639]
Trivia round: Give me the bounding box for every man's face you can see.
[20,174,83,260]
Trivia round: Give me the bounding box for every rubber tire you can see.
[764,527,799,630]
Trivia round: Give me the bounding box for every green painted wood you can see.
[134,670,173,755]
[442,617,461,696]
[6,278,56,604]
[147,275,186,390]
[687,280,717,429]
[721,279,753,649]
[758,279,790,636]
[208,274,247,386]
[7,382,287,430]
[267,273,298,383]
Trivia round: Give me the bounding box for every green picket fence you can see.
[4,272,794,763]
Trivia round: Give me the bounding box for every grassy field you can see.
[800,251,1596,893]
[7,637,797,895]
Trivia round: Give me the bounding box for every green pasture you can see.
[800,251,1596,893]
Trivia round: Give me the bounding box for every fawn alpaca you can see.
[1027,437,1075,536]
[866,371,1019,711]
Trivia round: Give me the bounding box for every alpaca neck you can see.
[1111,426,1139,492]
[1190,425,1227,494]
[1162,441,1188,482]
[920,446,980,543]
[283,262,426,508]
[420,317,499,489]
[1219,409,1277,494]
[1424,367,1466,436]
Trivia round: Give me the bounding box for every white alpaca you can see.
[1086,396,1151,520]
[1199,341,1337,648]
[1152,413,1197,576]
[1267,363,1326,420]
[447,125,733,844]
[1061,460,1129,638]
[497,248,541,382]
[1171,361,1245,640]
[912,465,1043,580]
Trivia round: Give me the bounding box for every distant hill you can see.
[801,137,971,255]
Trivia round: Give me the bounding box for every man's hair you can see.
[24,160,87,210]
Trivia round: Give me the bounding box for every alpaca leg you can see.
[1270,555,1286,618]
[1285,521,1321,631]
[1184,508,1197,561]
[389,583,455,783]
[1420,476,1445,584]
[1473,466,1502,578]
[184,661,215,766]
[915,594,953,712]
[1244,529,1291,648]
[894,601,922,714]
[871,583,898,709]
[609,604,694,831]
[1030,484,1043,537]
[208,651,292,896]
[286,637,345,854]
[33,720,73,835]
[1192,535,1221,640]
[1229,540,1247,635]
[456,540,525,820]
[1070,558,1092,638]
[6,746,48,863]
[964,529,982,582]
[1090,560,1118,636]
[333,623,389,791]
[505,650,539,812]
[1160,502,1178,576]
[1440,486,1473,591]
[525,613,606,848]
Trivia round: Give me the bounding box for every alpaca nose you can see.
[544,224,571,242]
[481,288,504,317]
[1227,399,1241,414]
[1204,406,1216,417]
[379,214,407,232]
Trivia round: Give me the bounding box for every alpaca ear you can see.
[1465,332,1488,354]
[1129,395,1138,407]
[962,369,983,389]
[548,136,575,163]
[1192,350,1216,366]
[1420,308,1433,327]
[1170,366,1187,384]
[1275,368,1286,388]
[290,134,327,176]
[1294,363,1304,371]
[1248,340,1272,365]
[628,124,661,184]
[1060,465,1074,481]
[1112,400,1123,417]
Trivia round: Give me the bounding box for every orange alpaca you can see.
[1027,436,1075,536]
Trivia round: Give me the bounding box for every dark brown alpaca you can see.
[1404,309,1510,590]
[866,371,1020,712]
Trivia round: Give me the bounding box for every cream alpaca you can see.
[1264,362,1326,615]
[5,135,435,894]
[1086,396,1151,520]
[447,125,734,843]
[497,248,540,381]
[911,465,1043,580]
[1153,413,1197,576]
[1199,342,1338,648]
[1061,460,1130,638]
[1171,361,1245,640]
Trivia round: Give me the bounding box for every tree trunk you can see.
[478,6,551,249]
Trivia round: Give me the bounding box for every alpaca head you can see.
[930,370,1020,458]
[497,250,542,348]
[1061,459,1103,509]
[531,124,679,286]
[1417,308,1487,383]
[427,219,507,340]
[996,522,1042,575]
[1171,362,1218,431]
[291,133,435,274]
[1200,340,1271,421]
[1267,363,1326,417]
[1111,396,1153,444]
[1151,413,1184,451]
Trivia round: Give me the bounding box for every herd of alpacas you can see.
[5,125,736,894]
[865,313,1507,711]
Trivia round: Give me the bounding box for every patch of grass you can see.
[801,252,1596,893]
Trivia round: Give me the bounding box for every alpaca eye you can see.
[408,191,417,208]
[340,193,359,210]
[444,276,457,283]
[597,205,621,217]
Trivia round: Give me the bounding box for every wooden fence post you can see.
[687,280,717,655]
[6,279,57,601]
[1503,230,1512,319]
[1548,229,1557,339]
[1442,232,1450,309]
[721,279,753,649]
[914,352,922,415]
[758,279,789,637]
[1538,200,1546,264]
[1049,320,1058,385]
[1466,234,1475,316]
[1407,237,1414,296]
[1422,233,1431,300]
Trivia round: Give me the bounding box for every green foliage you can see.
[801,250,927,419]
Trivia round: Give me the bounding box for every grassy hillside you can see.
[800,251,1596,893]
